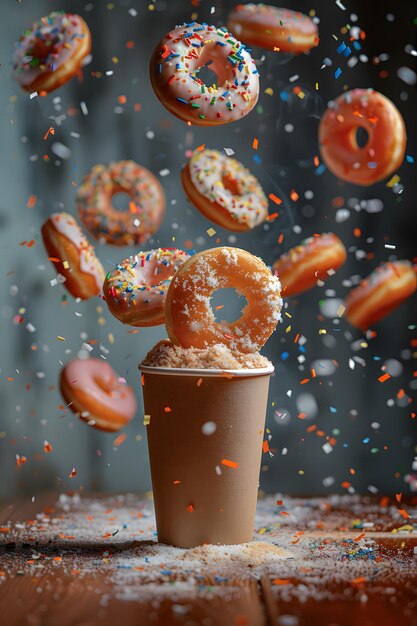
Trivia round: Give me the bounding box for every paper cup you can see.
[139,364,273,548]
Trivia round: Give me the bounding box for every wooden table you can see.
[0,493,416,626]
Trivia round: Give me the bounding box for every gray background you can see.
[0,0,416,500]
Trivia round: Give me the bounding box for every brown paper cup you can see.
[139,364,273,548]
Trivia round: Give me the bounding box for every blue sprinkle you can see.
[329,407,337,413]
[281,352,290,361]
[343,46,351,57]
[315,164,326,176]
[362,437,370,444]
[336,42,347,54]
[335,67,342,79]
[367,162,377,169]
[176,97,188,104]
[353,41,361,50]
[406,154,414,163]
[279,91,289,101]
[253,154,262,164]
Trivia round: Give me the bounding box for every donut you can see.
[77,161,165,247]
[12,12,91,94]
[272,233,347,297]
[60,359,137,432]
[150,22,259,126]
[164,247,282,353]
[344,261,417,330]
[318,89,406,186]
[228,4,319,54]
[41,212,104,300]
[181,149,268,231]
[103,248,190,327]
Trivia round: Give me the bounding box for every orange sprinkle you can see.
[196,144,205,152]
[272,578,291,585]
[221,458,239,469]
[378,372,391,383]
[354,532,366,542]
[186,504,194,513]
[197,378,203,387]
[0,528,11,533]
[262,440,270,453]
[26,195,37,209]
[118,95,127,104]
[290,190,299,202]
[269,193,282,205]
[398,508,411,519]
[276,500,283,505]
[280,511,290,517]
[266,212,279,221]
[351,577,367,586]
[43,440,53,453]
[164,406,172,413]
[341,481,351,489]
[278,233,284,244]
[126,40,135,49]
[173,480,181,485]
[68,467,77,478]
[252,137,258,150]
[52,556,62,562]
[294,333,300,343]
[113,433,127,447]
[353,227,361,237]
[395,493,402,503]
[300,378,310,385]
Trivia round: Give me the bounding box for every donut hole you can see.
[211,288,248,324]
[221,172,241,196]
[30,37,60,63]
[111,191,133,213]
[193,44,233,87]
[195,62,221,89]
[94,377,114,396]
[355,126,369,149]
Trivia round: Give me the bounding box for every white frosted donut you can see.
[150,22,259,126]
[182,149,268,231]
[41,212,104,300]
[103,248,190,327]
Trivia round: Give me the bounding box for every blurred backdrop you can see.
[0,0,416,499]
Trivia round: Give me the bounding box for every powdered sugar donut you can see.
[77,161,165,247]
[12,11,91,94]
[150,22,259,126]
[104,248,190,327]
[228,4,319,54]
[182,149,268,231]
[165,247,282,353]
[41,212,104,300]
[319,89,406,186]
[344,261,417,330]
[60,359,137,432]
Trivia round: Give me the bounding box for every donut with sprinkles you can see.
[103,249,190,327]
[77,161,166,247]
[182,148,268,231]
[12,11,91,94]
[150,22,259,125]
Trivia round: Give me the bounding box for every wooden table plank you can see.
[1,493,416,626]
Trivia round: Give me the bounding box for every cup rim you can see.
[139,363,274,377]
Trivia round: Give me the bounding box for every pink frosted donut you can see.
[60,359,137,432]
[103,248,190,327]
[12,12,91,94]
[150,22,259,126]
[77,161,166,246]
[41,212,104,300]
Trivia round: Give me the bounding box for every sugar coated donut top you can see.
[165,247,282,353]
[77,161,165,246]
[12,12,88,88]
[188,149,268,229]
[151,22,259,124]
[48,212,104,293]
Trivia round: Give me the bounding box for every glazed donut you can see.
[165,247,282,353]
[12,12,91,94]
[77,161,165,247]
[150,23,259,126]
[181,149,268,231]
[272,233,347,297]
[319,89,406,186]
[60,359,137,432]
[228,4,319,54]
[41,212,104,300]
[344,261,417,330]
[103,248,190,327]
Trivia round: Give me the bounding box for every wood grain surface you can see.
[0,493,416,626]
